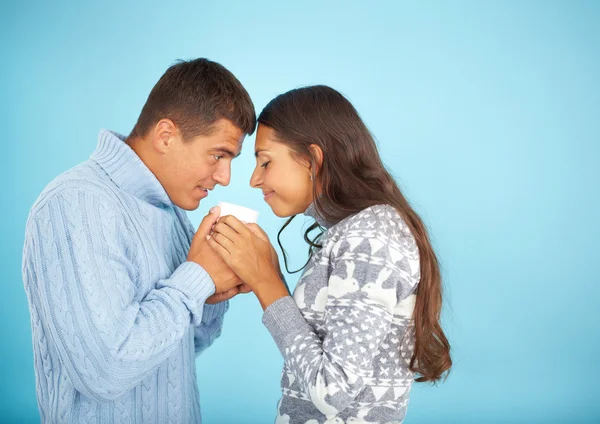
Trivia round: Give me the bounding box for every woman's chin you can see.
[270,203,292,218]
[272,208,288,218]
[272,205,305,219]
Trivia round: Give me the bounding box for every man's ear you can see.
[152,119,178,154]
[308,144,324,176]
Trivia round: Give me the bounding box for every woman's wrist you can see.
[253,272,290,311]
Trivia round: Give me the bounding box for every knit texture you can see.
[263,204,420,424]
[22,130,227,424]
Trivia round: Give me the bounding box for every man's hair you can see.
[129,58,256,141]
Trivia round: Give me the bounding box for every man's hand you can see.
[205,283,253,304]
[187,207,242,294]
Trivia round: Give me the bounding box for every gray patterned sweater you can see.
[262,203,421,424]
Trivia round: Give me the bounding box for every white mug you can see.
[216,202,259,224]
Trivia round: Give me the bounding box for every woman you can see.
[208,85,451,423]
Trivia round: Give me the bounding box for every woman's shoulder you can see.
[320,204,420,286]
[330,204,412,240]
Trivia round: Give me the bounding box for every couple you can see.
[22,58,451,424]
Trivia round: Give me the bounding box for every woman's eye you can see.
[261,161,271,169]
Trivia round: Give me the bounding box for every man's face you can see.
[157,119,245,210]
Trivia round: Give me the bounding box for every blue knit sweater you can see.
[22,130,226,424]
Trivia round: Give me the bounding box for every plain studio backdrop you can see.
[1,1,599,423]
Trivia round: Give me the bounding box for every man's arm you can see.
[23,189,216,402]
[194,302,228,355]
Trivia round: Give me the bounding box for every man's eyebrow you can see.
[213,147,241,158]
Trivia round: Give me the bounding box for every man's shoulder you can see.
[29,160,120,221]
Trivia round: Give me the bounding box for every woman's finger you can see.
[246,223,269,241]
[219,215,251,236]
[207,235,231,259]
[213,220,241,242]
[212,231,236,253]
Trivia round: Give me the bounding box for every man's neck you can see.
[126,136,155,173]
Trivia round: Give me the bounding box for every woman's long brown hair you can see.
[258,85,451,382]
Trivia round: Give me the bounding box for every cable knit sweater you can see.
[263,203,421,424]
[22,129,226,424]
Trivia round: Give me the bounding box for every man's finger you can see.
[197,206,221,238]
[206,286,240,304]
[238,283,253,294]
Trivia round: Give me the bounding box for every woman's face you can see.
[250,124,314,217]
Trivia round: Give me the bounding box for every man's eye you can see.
[214,155,223,161]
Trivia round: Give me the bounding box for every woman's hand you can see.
[208,216,277,289]
[245,223,283,276]
[207,216,289,310]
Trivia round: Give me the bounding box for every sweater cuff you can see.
[262,296,312,354]
[162,261,215,324]
[201,300,229,324]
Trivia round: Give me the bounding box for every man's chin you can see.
[174,198,201,211]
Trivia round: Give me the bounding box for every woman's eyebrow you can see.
[254,149,270,158]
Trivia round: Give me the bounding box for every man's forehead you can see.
[224,125,245,146]
[210,135,244,157]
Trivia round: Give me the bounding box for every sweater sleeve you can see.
[22,189,215,401]
[262,224,420,416]
[194,301,229,355]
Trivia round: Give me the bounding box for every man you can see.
[22,58,255,423]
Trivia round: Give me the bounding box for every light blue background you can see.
[2,1,599,423]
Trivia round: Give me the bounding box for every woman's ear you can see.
[308,144,324,176]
